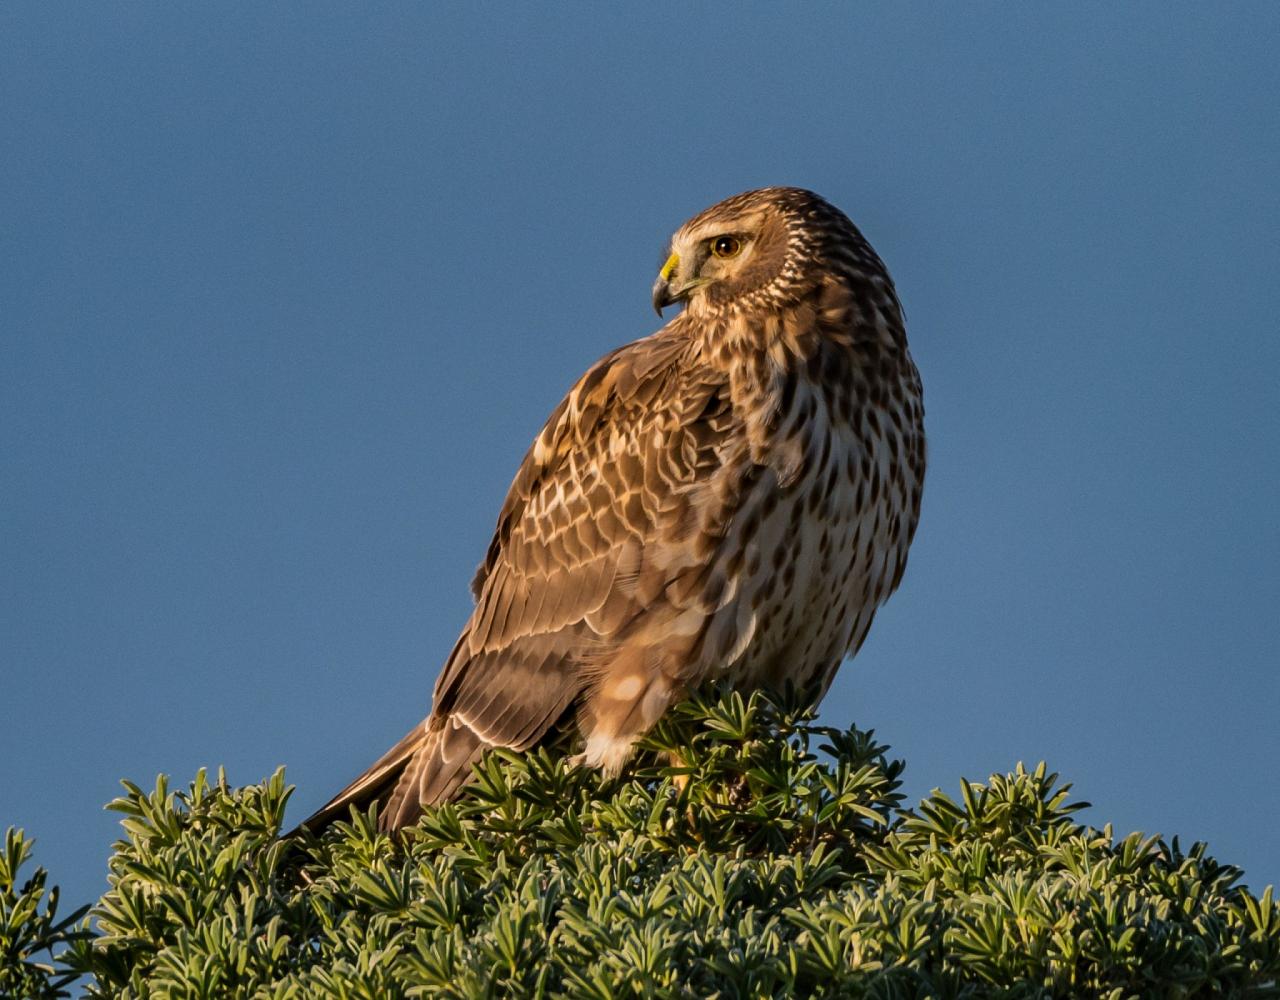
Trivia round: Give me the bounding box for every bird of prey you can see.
[302,187,925,833]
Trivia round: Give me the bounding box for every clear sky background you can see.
[3,5,1277,913]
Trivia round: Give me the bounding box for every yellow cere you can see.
[660,252,680,282]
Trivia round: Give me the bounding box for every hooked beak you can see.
[652,251,681,316]
[652,278,675,316]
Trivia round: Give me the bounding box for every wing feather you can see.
[302,327,743,832]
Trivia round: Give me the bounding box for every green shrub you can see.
[0,828,88,999]
[6,690,1279,998]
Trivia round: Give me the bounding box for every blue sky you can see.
[3,5,1277,911]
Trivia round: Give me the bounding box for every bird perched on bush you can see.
[303,187,925,832]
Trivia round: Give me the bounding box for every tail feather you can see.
[295,714,494,834]
[296,632,583,836]
[382,715,487,829]
[295,719,433,834]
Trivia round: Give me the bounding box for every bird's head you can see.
[651,186,859,318]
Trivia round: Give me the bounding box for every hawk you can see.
[303,187,925,832]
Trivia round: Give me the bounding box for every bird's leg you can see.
[667,750,691,794]
[665,749,703,837]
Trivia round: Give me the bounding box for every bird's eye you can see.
[711,235,742,259]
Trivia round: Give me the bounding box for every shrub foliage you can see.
[4,690,1278,998]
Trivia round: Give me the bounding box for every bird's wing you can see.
[432,328,732,734]
[305,327,740,831]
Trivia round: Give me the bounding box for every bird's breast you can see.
[697,358,923,696]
